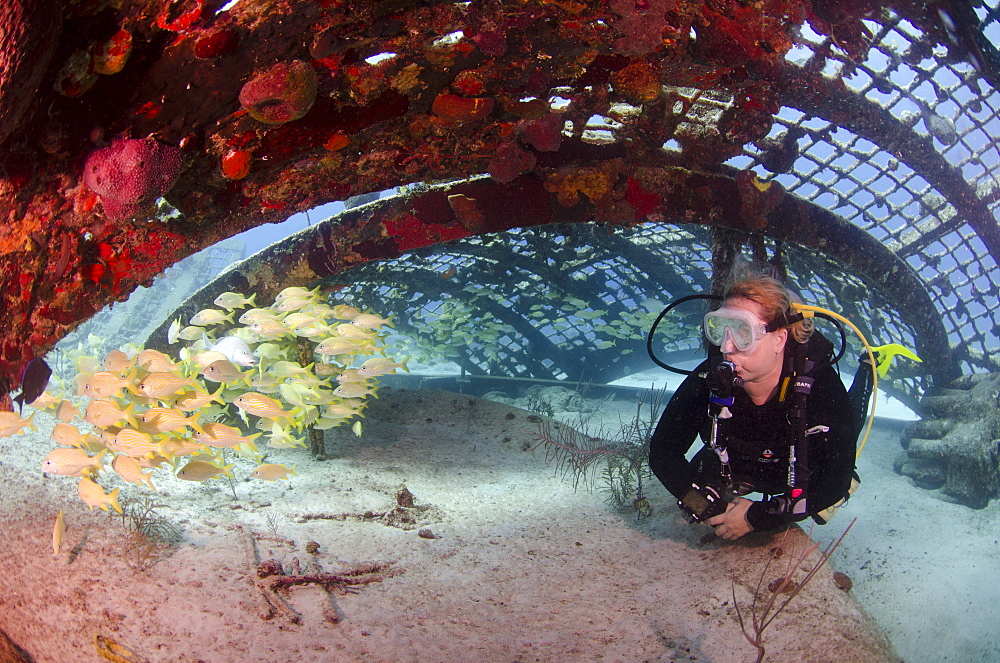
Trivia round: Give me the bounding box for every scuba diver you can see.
[648,262,868,540]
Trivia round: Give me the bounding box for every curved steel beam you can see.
[145,167,958,386]
[780,66,1000,261]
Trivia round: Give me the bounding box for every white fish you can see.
[167,317,182,344]
[211,336,257,367]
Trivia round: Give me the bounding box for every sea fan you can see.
[733,519,856,663]
[532,386,667,516]
[119,495,181,571]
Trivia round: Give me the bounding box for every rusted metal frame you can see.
[749,191,960,384]
[145,166,958,385]
[779,65,1000,264]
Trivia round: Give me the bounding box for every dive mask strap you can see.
[765,309,805,333]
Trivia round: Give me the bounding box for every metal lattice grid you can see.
[329,221,925,409]
[563,5,1000,379]
[718,6,1000,377]
[330,223,713,385]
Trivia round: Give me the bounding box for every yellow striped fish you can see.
[251,463,297,481]
[84,371,133,399]
[78,477,122,513]
[84,399,136,428]
[194,422,262,449]
[110,429,160,457]
[214,291,257,310]
[333,382,379,399]
[56,399,80,422]
[176,460,234,482]
[239,308,283,325]
[136,349,182,373]
[52,422,89,447]
[102,349,132,373]
[201,360,246,385]
[135,372,201,399]
[41,448,106,476]
[233,392,298,421]
[112,454,156,490]
[138,407,205,435]
[53,510,66,555]
[172,386,226,411]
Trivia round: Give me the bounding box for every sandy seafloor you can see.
[0,377,995,662]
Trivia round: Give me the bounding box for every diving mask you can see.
[703,308,772,352]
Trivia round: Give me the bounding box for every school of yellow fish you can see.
[22,286,407,514]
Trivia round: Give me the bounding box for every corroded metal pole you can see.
[296,337,326,460]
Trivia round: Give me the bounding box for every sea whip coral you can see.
[82,137,184,221]
[239,60,318,125]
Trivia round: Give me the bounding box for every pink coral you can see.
[82,137,184,221]
[239,60,318,125]
[472,30,507,57]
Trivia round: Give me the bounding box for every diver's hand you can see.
[706,497,754,540]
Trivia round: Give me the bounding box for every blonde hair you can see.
[723,262,814,344]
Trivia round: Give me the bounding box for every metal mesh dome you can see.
[330,221,923,409]
[129,2,1000,406]
[723,7,1000,378]
[319,4,1000,397]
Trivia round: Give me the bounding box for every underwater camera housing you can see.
[678,482,728,523]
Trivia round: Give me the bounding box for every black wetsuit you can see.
[648,345,858,531]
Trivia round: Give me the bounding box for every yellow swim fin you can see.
[871,343,922,378]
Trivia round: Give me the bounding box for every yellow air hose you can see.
[791,303,879,458]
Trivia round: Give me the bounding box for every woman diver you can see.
[648,263,861,540]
